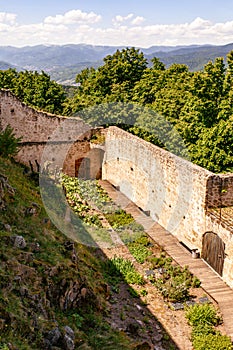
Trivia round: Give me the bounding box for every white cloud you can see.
[0,12,17,25]
[112,13,134,26]
[1,13,233,48]
[131,16,145,26]
[44,9,101,25]
[114,13,134,23]
[189,17,212,29]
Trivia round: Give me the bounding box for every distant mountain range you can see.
[1,43,233,84]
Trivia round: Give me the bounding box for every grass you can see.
[0,157,139,349]
[127,234,152,263]
[185,304,233,350]
[102,256,145,286]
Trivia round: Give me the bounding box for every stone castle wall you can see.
[103,126,233,287]
[206,174,233,208]
[0,90,95,175]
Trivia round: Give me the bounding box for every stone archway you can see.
[202,231,225,276]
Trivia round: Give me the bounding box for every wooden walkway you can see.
[99,180,233,340]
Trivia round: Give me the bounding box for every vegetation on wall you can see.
[0,125,22,158]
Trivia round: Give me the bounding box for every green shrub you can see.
[191,323,215,339]
[105,209,134,228]
[185,296,232,350]
[152,261,200,302]
[127,235,152,263]
[0,345,10,350]
[83,214,102,227]
[0,125,22,158]
[127,242,151,263]
[154,277,191,302]
[110,256,145,285]
[192,332,233,350]
[185,304,220,327]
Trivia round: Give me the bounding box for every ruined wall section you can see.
[0,89,90,143]
[103,126,212,249]
[0,90,94,174]
[206,174,233,208]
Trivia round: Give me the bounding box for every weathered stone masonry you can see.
[1,90,233,287]
[0,90,103,178]
[103,126,233,287]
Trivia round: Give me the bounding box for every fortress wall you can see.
[0,89,93,172]
[0,89,91,143]
[103,126,212,249]
[104,127,232,239]
[1,90,233,286]
[103,126,233,286]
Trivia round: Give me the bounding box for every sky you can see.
[1,0,233,47]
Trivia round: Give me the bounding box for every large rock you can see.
[13,235,27,249]
[46,327,61,345]
[64,326,75,340]
[63,334,75,350]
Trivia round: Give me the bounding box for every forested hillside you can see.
[0,47,233,173]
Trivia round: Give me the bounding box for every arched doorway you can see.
[75,158,90,179]
[202,232,225,276]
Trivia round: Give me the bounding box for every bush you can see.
[152,260,201,302]
[110,256,145,285]
[185,304,232,350]
[0,345,10,350]
[185,303,220,327]
[127,235,152,263]
[105,209,134,228]
[191,323,215,338]
[192,332,233,350]
[0,125,22,158]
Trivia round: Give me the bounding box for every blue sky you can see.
[1,0,233,47]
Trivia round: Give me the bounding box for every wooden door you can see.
[202,232,225,276]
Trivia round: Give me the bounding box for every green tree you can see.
[71,47,148,109]
[0,125,22,158]
[0,69,66,114]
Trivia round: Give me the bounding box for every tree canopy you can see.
[0,69,66,115]
[67,47,233,173]
[1,47,233,173]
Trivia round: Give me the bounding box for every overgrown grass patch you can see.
[105,209,134,229]
[185,304,232,350]
[107,256,145,286]
[127,234,152,263]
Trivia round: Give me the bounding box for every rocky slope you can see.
[0,157,180,350]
